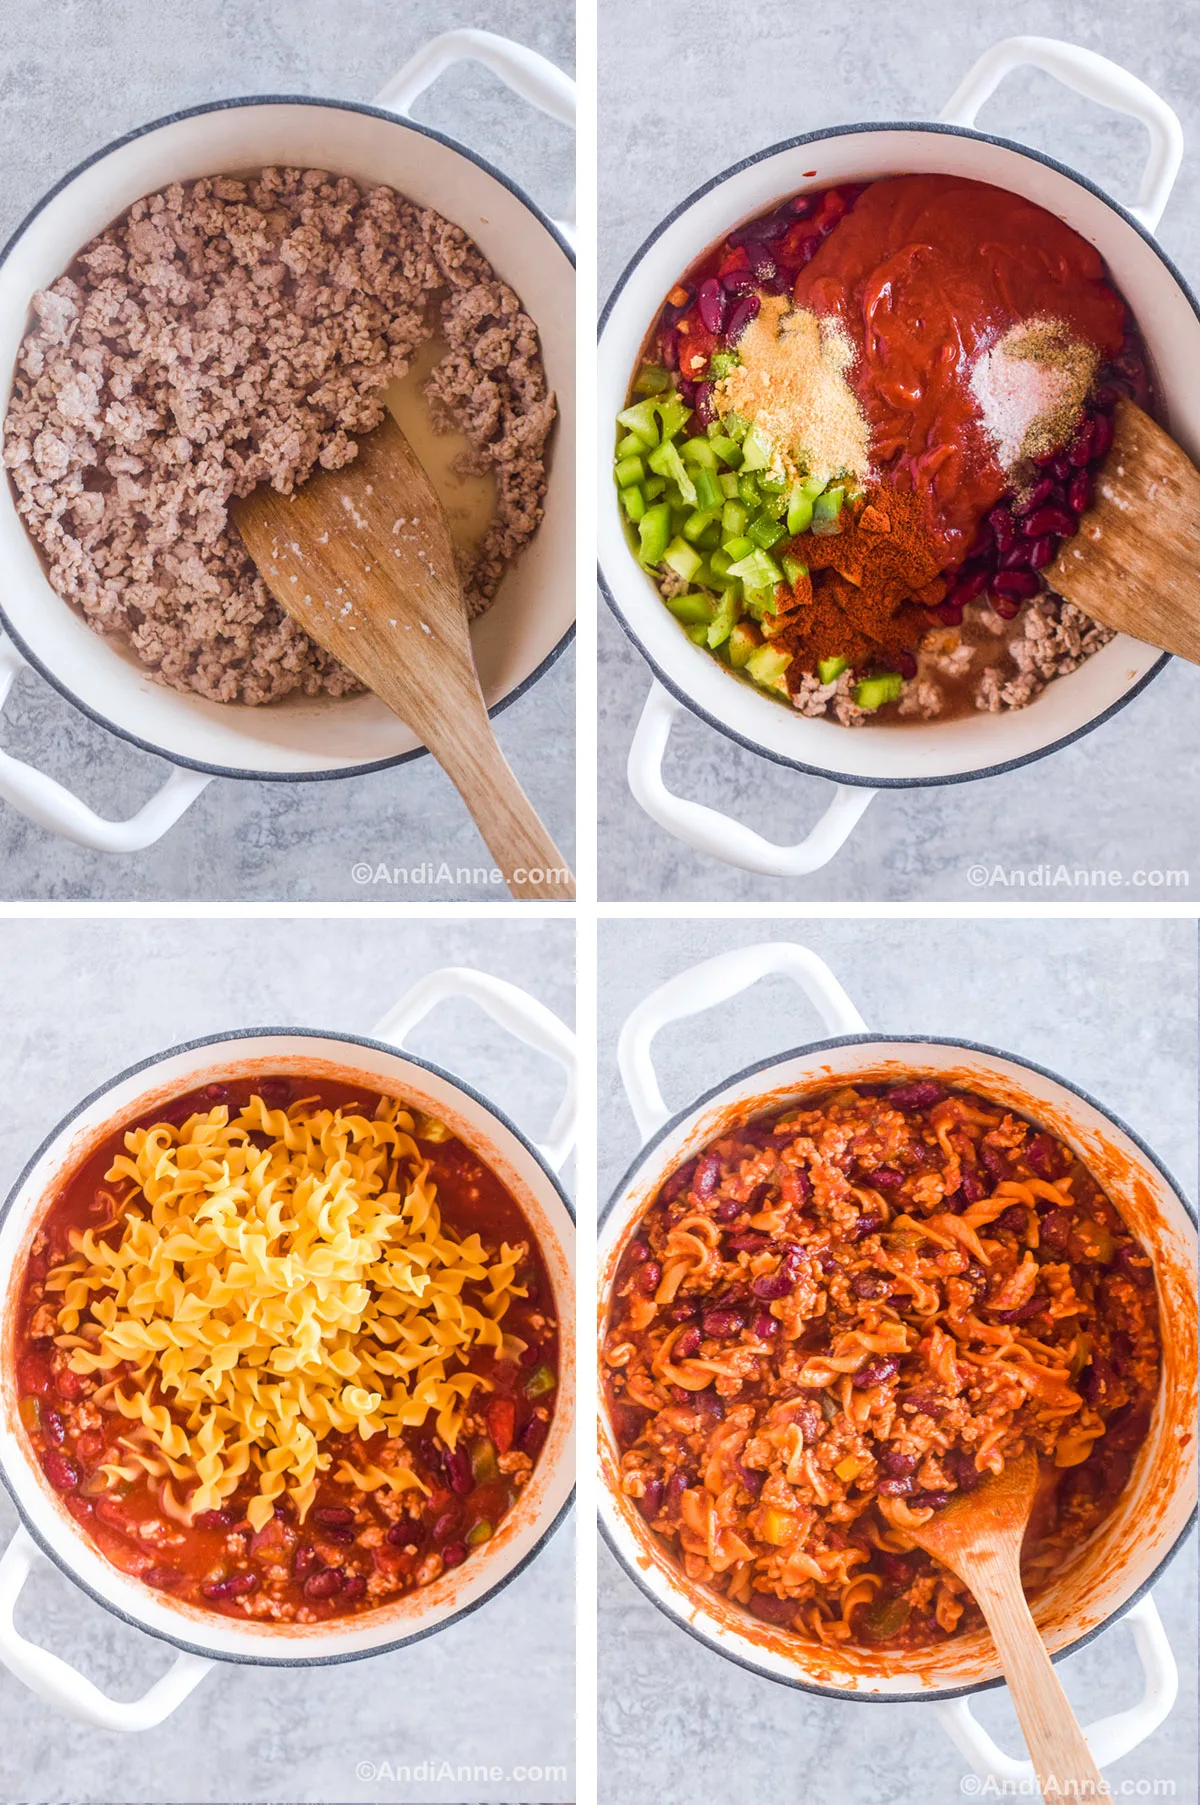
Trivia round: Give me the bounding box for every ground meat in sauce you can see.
[603,1081,1160,1650]
[4,168,556,706]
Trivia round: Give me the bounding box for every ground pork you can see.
[974,593,1116,713]
[4,167,555,705]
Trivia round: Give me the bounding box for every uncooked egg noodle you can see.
[45,1094,526,1529]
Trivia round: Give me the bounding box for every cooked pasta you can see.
[604,1079,1160,1650]
[16,1076,559,1621]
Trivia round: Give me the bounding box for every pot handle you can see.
[374,30,576,245]
[940,36,1183,231]
[0,1526,213,1731]
[627,683,876,880]
[618,941,867,1143]
[933,1593,1178,1780]
[0,633,212,852]
[372,966,577,1172]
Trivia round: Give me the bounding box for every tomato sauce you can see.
[14,1075,559,1624]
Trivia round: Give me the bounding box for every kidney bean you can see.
[789,193,816,217]
[989,1293,1047,1323]
[726,1230,768,1253]
[947,1450,983,1493]
[900,1388,945,1418]
[883,1449,917,1477]
[896,650,918,680]
[677,377,697,407]
[848,1213,883,1242]
[194,1508,236,1532]
[910,1490,950,1511]
[722,270,759,298]
[341,1575,367,1602]
[660,1160,696,1204]
[636,1478,664,1522]
[751,1309,779,1338]
[1109,1330,1133,1377]
[76,1430,104,1464]
[866,1166,904,1190]
[980,1146,1008,1183]
[665,1470,691,1509]
[385,1523,413,1548]
[1014,477,1055,516]
[694,382,716,428]
[728,211,791,246]
[989,591,1023,619]
[816,1247,838,1275]
[432,1507,462,1543]
[726,295,761,343]
[41,1407,66,1448]
[201,1576,234,1601]
[54,1367,86,1401]
[42,1450,80,1491]
[960,1168,986,1205]
[662,288,693,328]
[748,1591,799,1626]
[256,1077,292,1109]
[314,1506,355,1529]
[991,570,1041,600]
[1067,470,1094,516]
[318,1521,356,1545]
[1116,1246,1153,1287]
[674,1326,702,1358]
[1026,1133,1064,1178]
[877,1475,914,1497]
[964,522,993,560]
[999,539,1034,571]
[936,600,965,626]
[886,1080,946,1110]
[625,1238,650,1265]
[225,1570,259,1597]
[441,1541,467,1569]
[697,278,728,336]
[852,1356,899,1390]
[750,1270,792,1301]
[518,1416,548,1457]
[144,1565,182,1590]
[996,1204,1028,1234]
[694,1153,721,1199]
[878,1551,917,1582]
[1027,535,1057,571]
[692,1388,725,1423]
[850,1273,887,1299]
[713,1198,740,1224]
[444,1446,474,1495]
[1090,411,1114,460]
[294,1544,321,1580]
[701,1309,744,1339]
[946,564,992,607]
[668,1299,698,1325]
[303,1566,345,1601]
[1039,1209,1073,1254]
[987,505,1016,548]
[1068,416,1096,465]
[735,1460,765,1497]
[635,1260,662,1296]
[1021,504,1076,538]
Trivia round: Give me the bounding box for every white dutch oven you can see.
[598,37,1194,877]
[0,29,575,852]
[0,965,576,1730]
[598,943,1197,1783]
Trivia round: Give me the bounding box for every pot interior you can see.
[0,1034,575,1661]
[599,126,1191,783]
[598,1039,1197,1695]
[0,102,574,777]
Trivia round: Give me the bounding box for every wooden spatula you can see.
[233,414,574,901]
[901,1452,1102,1799]
[1048,397,1200,663]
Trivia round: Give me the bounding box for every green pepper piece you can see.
[811,486,846,536]
[665,592,716,626]
[17,1396,39,1434]
[680,436,718,469]
[727,621,760,669]
[745,645,792,691]
[853,673,904,711]
[662,536,703,582]
[614,454,645,489]
[684,622,710,645]
[642,475,666,502]
[682,507,721,544]
[748,514,787,551]
[725,548,783,588]
[721,500,748,540]
[470,1437,499,1482]
[633,364,671,395]
[722,534,755,562]
[615,431,645,460]
[709,435,742,468]
[620,485,646,524]
[736,472,762,508]
[647,439,698,507]
[708,350,741,380]
[637,502,671,567]
[706,592,741,649]
[466,1519,494,1548]
[780,552,808,590]
[616,399,661,447]
[692,465,724,512]
[655,394,691,440]
[740,424,773,471]
[722,411,750,443]
[818,655,849,685]
[718,471,741,499]
[865,1594,912,1641]
[524,1363,557,1399]
[786,487,815,535]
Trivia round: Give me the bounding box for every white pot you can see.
[598,943,1197,1783]
[598,37,1193,876]
[0,30,575,852]
[0,965,576,1731]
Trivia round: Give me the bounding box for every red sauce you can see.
[793,175,1127,560]
[14,1076,558,1624]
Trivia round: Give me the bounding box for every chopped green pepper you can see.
[780,552,808,590]
[524,1363,557,1399]
[665,592,715,626]
[682,507,721,544]
[692,465,724,512]
[637,502,671,567]
[647,440,697,506]
[615,431,645,460]
[614,454,645,490]
[616,398,661,447]
[727,621,761,669]
[655,393,691,440]
[466,1519,494,1548]
[680,436,718,469]
[709,435,742,468]
[706,592,741,649]
[745,645,792,691]
[740,424,772,471]
[721,499,748,540]
[663,536,703,582]
[619,485,646,523]
[811,485,845,536]
[786,487,815,535]
[708,350,741,380]
[633,364,671,395]
[725,548,783,588]
[748,514,787,551]
[853,673,904,710]
[722,534,755,563]
[470,1437,499,1482]
[818,655,849,685]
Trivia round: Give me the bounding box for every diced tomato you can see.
[677,317,716,377]
[486,1396,516,1456]
[717,245,750,279]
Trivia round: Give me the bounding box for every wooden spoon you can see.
[234,413,574,901]
[902,1452,1102,1800]
[1048,397,1200,663]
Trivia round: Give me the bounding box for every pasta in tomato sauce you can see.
[603,1079,1160,1649]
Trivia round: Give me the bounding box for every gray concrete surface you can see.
[598,0,1200,900]
[0,918,575,1804]
[0,0,574,901]
[597,917,1197,1805]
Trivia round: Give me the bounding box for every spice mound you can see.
[4,169,556,707]
[614,173,1151,726]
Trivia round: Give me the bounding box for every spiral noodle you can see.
[46,1093,525,1530]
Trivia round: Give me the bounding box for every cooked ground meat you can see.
[3,167,555,706]
[974,595,1117,714]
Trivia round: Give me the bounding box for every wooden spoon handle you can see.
[422,701,574,901]
[971,1564,1104,1799]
